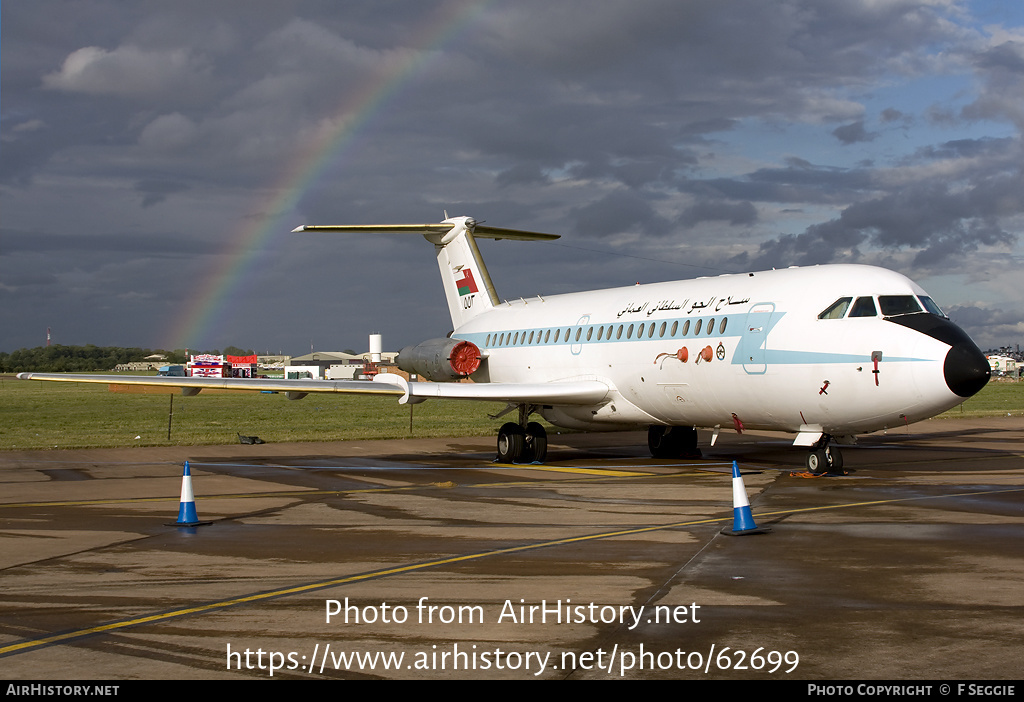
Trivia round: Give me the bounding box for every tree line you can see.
[0,345,254,373]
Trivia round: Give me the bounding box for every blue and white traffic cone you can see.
[167,461,211,527]
[721,460,769,536]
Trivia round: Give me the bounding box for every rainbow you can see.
[165,1,492,350]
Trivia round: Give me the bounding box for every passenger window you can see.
[544,330,551,343]
[528,331,535,344]
[879,295,922,316]
[586,327,593,341]
[647,323,655,338]
[719,317,728,334]
[707,318,715,335]
[670,321,678,336]
[575,327,582,342]
[694,319,703,335]
[681,320,690,336]
[849,297,877,317]
[659,322,666,338]
[616,325,623,339]
[627,324,634,339]
[818,297,852,319]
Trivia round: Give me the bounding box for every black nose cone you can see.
[944,340,990,398]
[885,312,990,398]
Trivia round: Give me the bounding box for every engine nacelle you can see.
[397,338,481,381]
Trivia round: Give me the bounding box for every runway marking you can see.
[2,484,1021,659]
[493,464,652,476]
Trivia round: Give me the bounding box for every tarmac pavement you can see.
[1,417,1022,680]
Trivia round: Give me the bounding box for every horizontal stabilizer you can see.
[292,222,560,241]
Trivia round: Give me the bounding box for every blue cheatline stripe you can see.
[455,310,934,366]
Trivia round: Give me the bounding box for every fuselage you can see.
[452,264,989,437]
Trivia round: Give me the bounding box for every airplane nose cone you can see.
[944,340,990,398]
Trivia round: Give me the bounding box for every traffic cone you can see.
[721,460,769,536]
[167,461,211,527]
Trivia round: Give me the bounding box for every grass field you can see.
[0,374,509,450]
[1,374,1020,451]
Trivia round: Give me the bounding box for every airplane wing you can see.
[15,372,609,406]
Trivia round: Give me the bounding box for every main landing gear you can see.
[648,425,702,459]
[495,404,547,463]
[804,436,844,474]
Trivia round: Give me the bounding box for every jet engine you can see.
[396,338,481,381]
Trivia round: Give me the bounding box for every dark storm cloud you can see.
[570,191,669,238]
[677,200,757,228]
[134,180,191,208]
[678,160,877,206]
[2,1,1023,352]
[833,120,878,145]
[910,136,1017,160]
[746,171,1021,270]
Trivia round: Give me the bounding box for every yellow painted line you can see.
[501,464,653,477]
[4,484,1022,658]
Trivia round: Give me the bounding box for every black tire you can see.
[497,422,525,463]
[806,449,827,473]
[677,426,701,458]
[648,425,672,458]
[649,425,700,459]
[827,445,843,472]
[525,421,548,463]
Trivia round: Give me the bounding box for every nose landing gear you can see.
[804,436,844,474]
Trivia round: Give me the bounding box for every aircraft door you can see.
[742,303,775,374]
[571,314,590,355]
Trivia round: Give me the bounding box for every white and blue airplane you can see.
[19,216,990,471]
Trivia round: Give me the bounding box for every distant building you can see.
[987,355,1018,376]
[115,354,167,372]
[287,346,400,381]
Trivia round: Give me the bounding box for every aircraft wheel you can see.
[525,422,548,463]
[828,446,844,472]
[648,425,677,458]
[649,425,699,459]
[678,426,702,458]
[805,449,828,473]
[497,422,525,463]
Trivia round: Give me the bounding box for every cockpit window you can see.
[918,296,947,317]
[818,297,852,320]
[849,296,877,318]
[878,295,922,316]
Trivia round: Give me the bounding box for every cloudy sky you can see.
[3,0,1024,354]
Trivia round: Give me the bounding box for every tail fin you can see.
[293,216,558,329]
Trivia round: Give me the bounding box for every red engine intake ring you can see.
[449,340,481,376]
